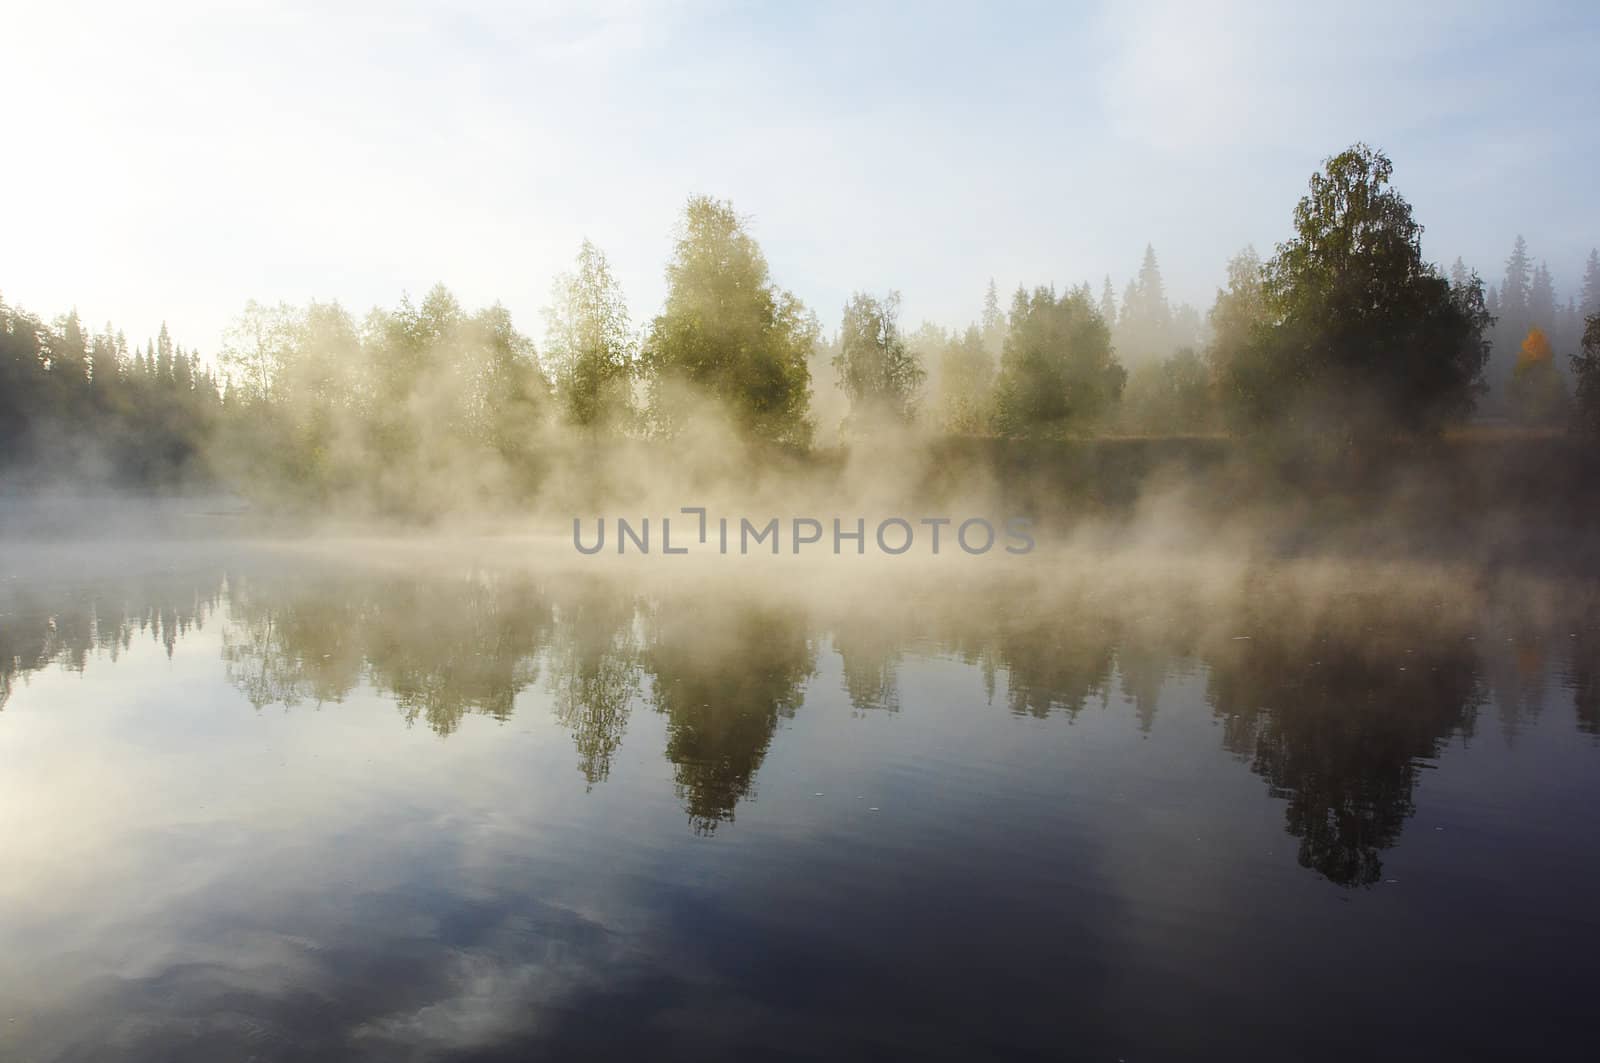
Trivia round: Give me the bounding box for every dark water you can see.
[2,544,1599,1062]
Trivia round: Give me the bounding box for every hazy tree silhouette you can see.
[832,616,904,715]
[1,294,219,486]
[0,566,224,711]
[1115,244,1174,366]
[1566,596,1600,738]
[990,284,1124,437]
[546,581,642,788]
[1206,246,1267,428]
[219,570,554,734]
[934,324,995,434]
[833,290,924,429]
[643,196,817,446]
[544,240,638,433]
[1508,326,1568,425]
[220,571,369,710]
[1220,145,1491,441]
[1204,587,1483,886]
[1571,314,1600,437]
[643,597,815,833]
[1119,347,1212,435]
[991,590,1121,719]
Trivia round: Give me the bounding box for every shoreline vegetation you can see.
[4,145,1600,542]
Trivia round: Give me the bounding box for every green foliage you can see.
[1,292,219,485]
[991,285,1124,437]
[1572,315,1600,438]
[936,325,996,434]
[833,290,925,427]
[980,278,1006,356]
[1116,244,1174,365]
[358,285,551,506]
[644,196,816,446]
[1223,144,1490,440]
[544,240,637,432]
[1206,246,1267,428]
[5,156,1537,498]
[1120,348,1213,435]
[208,285,552,510]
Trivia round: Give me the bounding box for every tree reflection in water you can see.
[643,594,816,832]
[3,554,1596,884]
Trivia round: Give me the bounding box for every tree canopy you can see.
[545,240,636,432]
[1220,144,1490,440]
[833,290,925,428]
[991,285,1124,436]
[644,196,816,446]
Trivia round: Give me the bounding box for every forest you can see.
[4,143,1600,515]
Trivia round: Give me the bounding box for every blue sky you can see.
[3,0,1597,355]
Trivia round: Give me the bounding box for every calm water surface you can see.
[2,544,1598,1061]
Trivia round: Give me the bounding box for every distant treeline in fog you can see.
[4,143,1600,510]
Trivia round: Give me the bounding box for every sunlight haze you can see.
[5,0,1595,355]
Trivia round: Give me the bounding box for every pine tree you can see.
[54,310,90,384]
[1530,262,1556,328]
[1099,275,1117,329]
[981,278,1006,356]
[1582,250,1600,320]
[89,325,120,392]
[1502,236,1532,320]
[1136,245,1169,324]
[991,284,1124,435]
[1116,244,1173,366]
[1488,237,1536,406]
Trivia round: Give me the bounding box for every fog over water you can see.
[2,537,1598,1060]
[5,5,1600,1059]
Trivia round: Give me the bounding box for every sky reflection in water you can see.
[2,547,1598,1061]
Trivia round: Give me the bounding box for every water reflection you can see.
[4,549,1600,1060]
[0,566,221,709]
[832,611,902,714]
[547,580,640,788]
[3,554,1598,869]
[1203,586,1484,885]
[1570,597,1600,736]
[644,595,816,832]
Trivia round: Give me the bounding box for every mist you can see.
[7,112,1600,1061]
[3,149,1599,573]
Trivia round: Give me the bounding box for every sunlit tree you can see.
[544,239,637,432]
[1120,347,1212,435]
[833,290,924,427]
[937,325,996,434]
[644,196,816,446]
[1224,144,1490,440]
[991,284,1124,436]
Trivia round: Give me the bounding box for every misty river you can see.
[2,541,1597,1061]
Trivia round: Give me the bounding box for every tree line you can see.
[6,144,1600,505]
